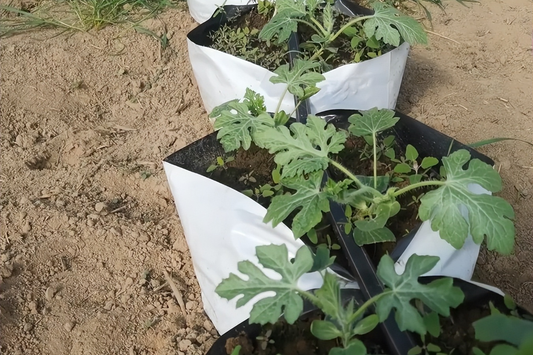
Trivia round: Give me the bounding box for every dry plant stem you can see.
[426,30,461,44]
[163,270,186,316]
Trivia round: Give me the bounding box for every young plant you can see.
[210,60,515,255]
[216,244,464,353]
[259,0,428,64]
[206,155,234,172]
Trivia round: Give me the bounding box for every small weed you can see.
[206,156,234,172]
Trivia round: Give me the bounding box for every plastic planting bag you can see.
[163,163,358,334]
[187,4,410,116]
[163,110,498,334]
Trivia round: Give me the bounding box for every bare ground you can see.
[0,0,532,353]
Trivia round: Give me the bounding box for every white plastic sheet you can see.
[394,184,490,280]
[187,0,256,24]
[163,162,495,335]
[163,162,358,334]
[187,38,410,116]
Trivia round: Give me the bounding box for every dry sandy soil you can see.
[0,0,532,354]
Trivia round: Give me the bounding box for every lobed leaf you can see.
[258,0,306,43]
[243,87,266,115]
[213,100,274,151]
[269,59,325,99]
[215,244,314,325]
[264,171,329,238]
[255,115,346,178]
[364,3,428,46]
[418,149,515,254]
[376,254,464,335]
[348,108,400,137]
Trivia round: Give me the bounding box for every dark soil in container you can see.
[206,4,394,72]
[208,7,288,71]
[223,309,387,355]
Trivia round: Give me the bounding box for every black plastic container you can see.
[164,109,493,354]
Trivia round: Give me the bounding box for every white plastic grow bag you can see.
[188,38,410,116]
[164,163,493,334]
[163,162,358,334]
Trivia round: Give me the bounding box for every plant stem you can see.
[330,15,373,44]
[329,159,364,189]
[309,16,328,37]
[372,132,377,189]
[348,292,388,324]
[393,180,446,197]
[288,100,302,118]
[274,85,289,117]
[295,19,322,38]
[299,289,320,305]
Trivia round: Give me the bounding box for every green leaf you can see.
[258,0,306,43]
[409,174,423,185]
[309,244,335,272]
[504,294,517,310]
[310,319,342,340]
[364,3,428,47]
[490,344,519,355]
[421,157,439,169]
[352,314,379,336]
[472,348,487,355]
[423,311,441,337]
[314,272,342,319]
[366,35,381,49]
[406,144,419,161]
[269,60,325,99]
[394,163,412,174]
[343,26,358,37]
[329,340,367,355]
[517,338,533,354]
[255,115,346,178]
[213,101,275,151]
[351,36,362,48]
[353,226,395,245]
[274,110,290,126]
[427,343,442,352]
[215,244,314,325]
[354,201,400,232]
[418,149,515,254]
[264,171,329,238]
[230,345,241,355]
[348,108,400,137]
[408,346,422,355]
[243,88,266,115]
[210,98,239,120]
[206,164,217,172]
[473,313,533,347]
[307,228,318,244]
[376,254,464,335]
